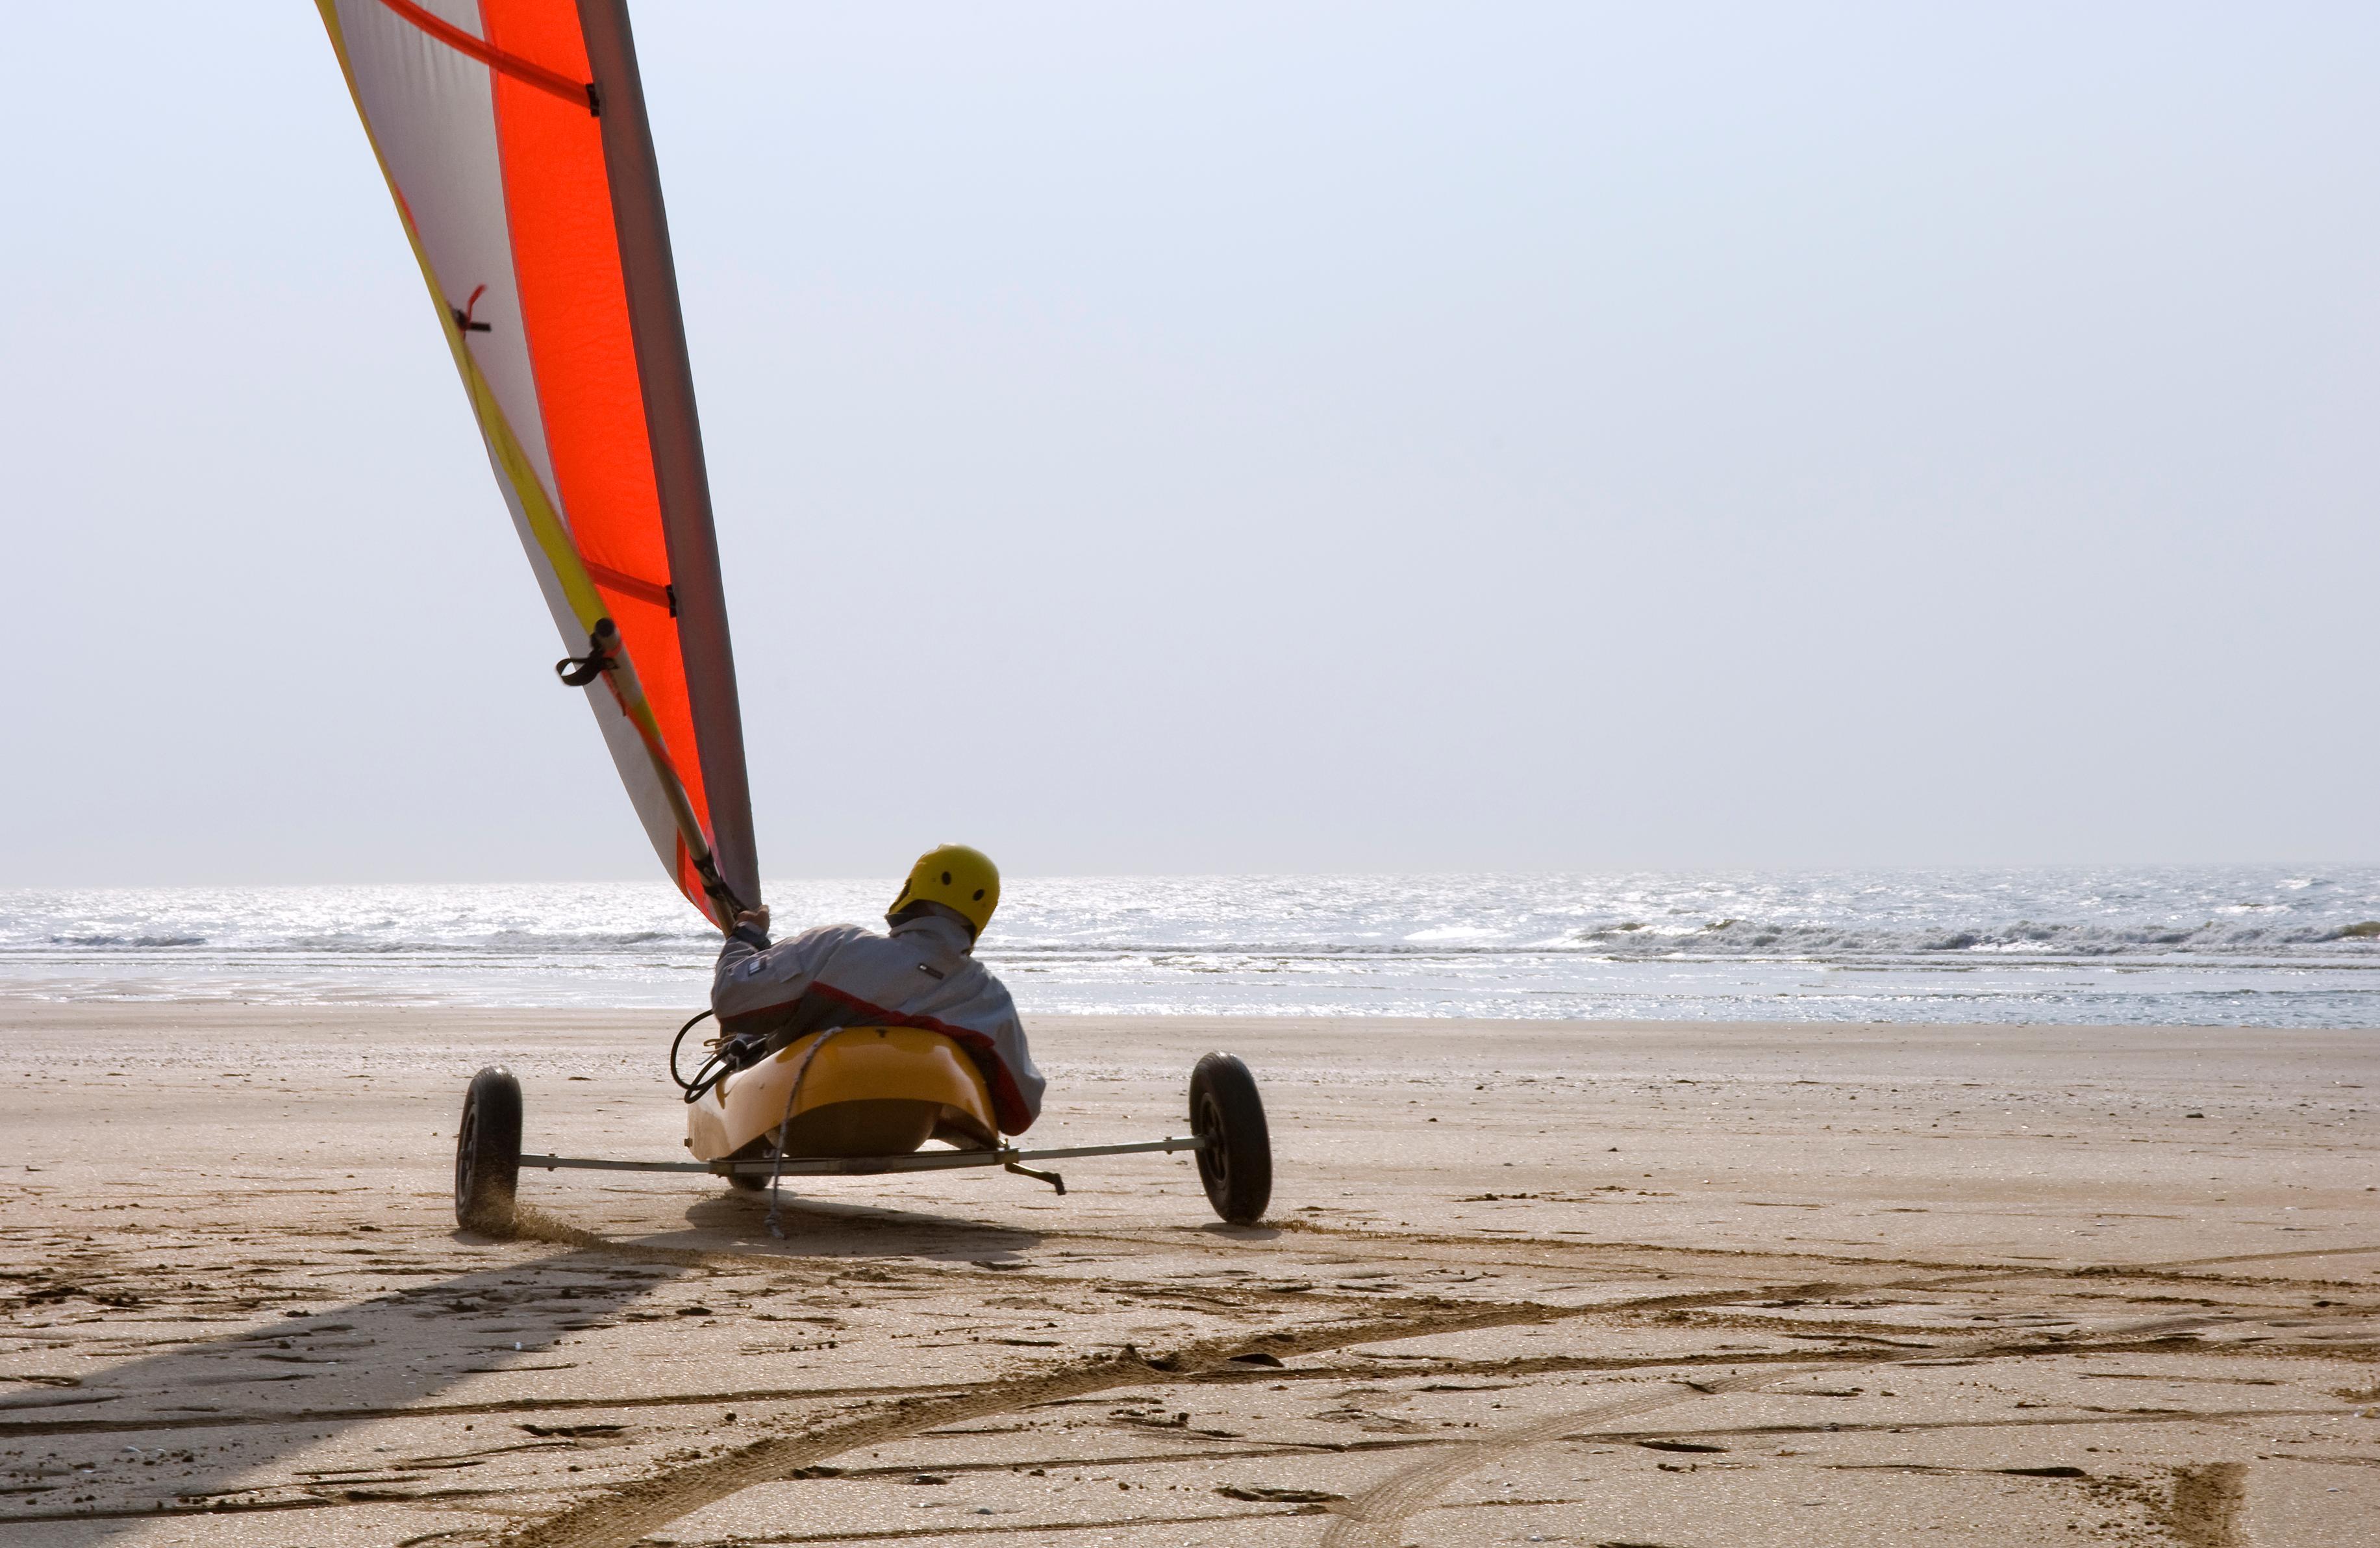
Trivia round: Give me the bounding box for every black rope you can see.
[555,621,618,688]
[671,1008,769,1106]
[671,1008,733,1103]
[668,1007,714,1092]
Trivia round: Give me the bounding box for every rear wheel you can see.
[1188,1053,1272,1225]
[721,1136,775,1192]
[455,1067,523,1232]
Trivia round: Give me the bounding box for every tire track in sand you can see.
[1315,1312,2223,1547]
[488,1313,1509,1548]
[489,1189,2270,1548]
[2168,1461,2248,1547]
[492,1264,1905,1548]
[495,1281,2210,1548]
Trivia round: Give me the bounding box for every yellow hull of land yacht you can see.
[684,1027,1000,1163]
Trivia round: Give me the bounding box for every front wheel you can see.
[1188,1053,1271,1225]
[455,1066,523,1232]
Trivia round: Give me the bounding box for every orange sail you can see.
[316,0,759,925]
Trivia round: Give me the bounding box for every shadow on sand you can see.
[0,1190,1044,1539]
[1,1244,688,1537]
[670,1187,1044,1266]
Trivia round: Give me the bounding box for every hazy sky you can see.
[6,3,2375,884]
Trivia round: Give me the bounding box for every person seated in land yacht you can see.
[708,844,1044,1135]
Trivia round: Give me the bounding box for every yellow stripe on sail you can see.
[317,0,728,921]
[314,1,607,636]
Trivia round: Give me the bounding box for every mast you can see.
[577,0,762,913]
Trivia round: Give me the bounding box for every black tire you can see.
[1188,1053,1272,1225]
[455,1066,523,1232]
[721,1136,774,1192]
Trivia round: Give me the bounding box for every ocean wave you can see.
[1562,916,2380,958]
[13,921,2380,962]
[990,917,2380,961]
[6,871,2380,1025]
[14,929,715,956]
[47,933,208,949]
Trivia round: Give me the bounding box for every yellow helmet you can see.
[888,843,1001,940]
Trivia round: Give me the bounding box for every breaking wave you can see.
[1559,915,2380,958]
[3,868,2379,1023]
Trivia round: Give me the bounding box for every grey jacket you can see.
[710,914,1044,1134]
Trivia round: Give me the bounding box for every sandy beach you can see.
[3,1001,2375,1547]
[13,5,2374,1546]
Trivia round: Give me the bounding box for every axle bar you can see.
[518,1133,1206,1180]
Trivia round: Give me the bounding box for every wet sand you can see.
[2,1001,2375,1547]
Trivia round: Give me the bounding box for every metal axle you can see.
[518,1132,1207,1180]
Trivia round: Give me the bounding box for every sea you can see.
[3,868,2377,1027]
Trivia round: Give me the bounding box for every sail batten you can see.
[319,0,760,925]
[375,0,595,110]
